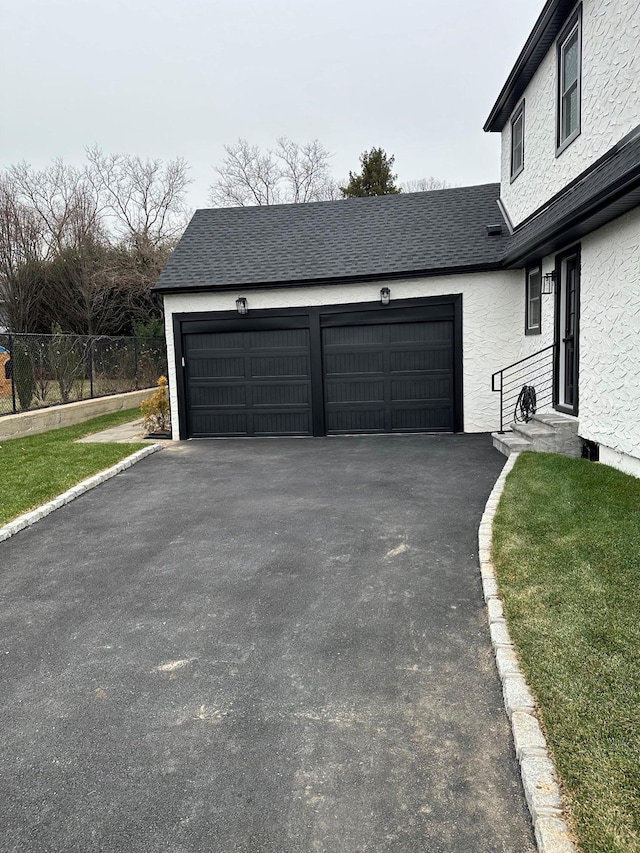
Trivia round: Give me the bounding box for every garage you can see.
[176,298,461,438]
[155,188,510,438]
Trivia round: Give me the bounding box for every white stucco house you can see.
[154,0,640,476]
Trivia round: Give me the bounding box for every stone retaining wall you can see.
[0,389,153,441]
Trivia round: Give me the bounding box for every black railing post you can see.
[89,337,94,399]
[499,370,504,433]
[8,334,17,414]
[133,337,139,391]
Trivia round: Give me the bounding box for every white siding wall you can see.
[163,272,523,439]
[578,206,640,474]
[500,0,640,226]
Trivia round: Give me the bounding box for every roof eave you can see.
[503,170,640,267]
[152,261,507,296]
[484,0,576,133]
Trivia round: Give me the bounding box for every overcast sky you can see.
[2,0,544,210]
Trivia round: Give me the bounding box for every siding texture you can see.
[500,0,640,226]
[578,206,640,466]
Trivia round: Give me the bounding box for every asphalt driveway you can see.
[0,435,536,853]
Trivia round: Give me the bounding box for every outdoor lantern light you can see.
[541,271,556,295]
[380,287,391,305]
[236,296,248,315]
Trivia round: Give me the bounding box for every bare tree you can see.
[0,176,46,332]
[209,139,282,207]
[85,147,192,253]
[275,137,335,203]
[400,177,452,193]
[210,137,336,207]
[8,159,102,256]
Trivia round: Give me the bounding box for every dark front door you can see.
[322,319,455,434]
[555,247,580,414]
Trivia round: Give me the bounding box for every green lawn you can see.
[0,409,147,526]
[493,452,640,853]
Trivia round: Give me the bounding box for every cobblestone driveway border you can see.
[479,452,577,853]
[0,445,161,543]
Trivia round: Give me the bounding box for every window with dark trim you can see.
[510,102,525,181]
[557,7,582,154]
[526,266,542,334]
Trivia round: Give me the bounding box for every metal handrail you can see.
[491,344,555,433]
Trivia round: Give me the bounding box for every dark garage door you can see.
[323,320,454,433]
[183,327,313,437]
[179,299,460,438]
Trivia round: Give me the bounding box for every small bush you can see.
[141,375,170,434]
[49,324,84,403]
[13,341,36,410]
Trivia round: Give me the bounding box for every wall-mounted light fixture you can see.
[236,296,248,315]
[380,286,391,306]
[541,271,556,295]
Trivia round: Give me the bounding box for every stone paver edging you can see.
[0,445,161,543]
[479,452,577,853]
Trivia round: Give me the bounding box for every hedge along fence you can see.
[0,330,167,416]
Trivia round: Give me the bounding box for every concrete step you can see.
[492,431,533,457]
[530,411,579,433]
[509,420,555,441]
[493,410,582,459]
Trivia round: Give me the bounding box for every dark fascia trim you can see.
[484,0,578,133]
[496,197,515,234]
[504,163,640,267]
[152,261,505,296]
[503,126,640,266]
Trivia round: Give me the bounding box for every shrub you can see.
[13,340,36,410]
[141,375,170,434]
[48,324,84,403]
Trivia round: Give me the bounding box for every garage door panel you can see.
[189,412,249,436]
[324,351,385,376]
[325,408,386,433]
[391,377,452,402]
[184,331,247,351]
[189,356,245,379]
[388,320,452,343]
[392,405,454,431]
[253,412,312,435]
[323,325,385,346]
[250,355,310,378]
[188,384,247,407]
[249,329,309,349]
[325,379,385,404]
[390,347,452,373]
[252,382,310,406]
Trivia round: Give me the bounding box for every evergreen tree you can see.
[340,148,401,197]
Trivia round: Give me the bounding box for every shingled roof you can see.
[153,184,507,293]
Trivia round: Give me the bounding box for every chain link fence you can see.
[0,331,167,416]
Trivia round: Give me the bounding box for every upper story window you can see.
[557,7,582,155]
[510,102,525,181]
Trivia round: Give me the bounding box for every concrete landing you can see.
[492,411,581,458]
